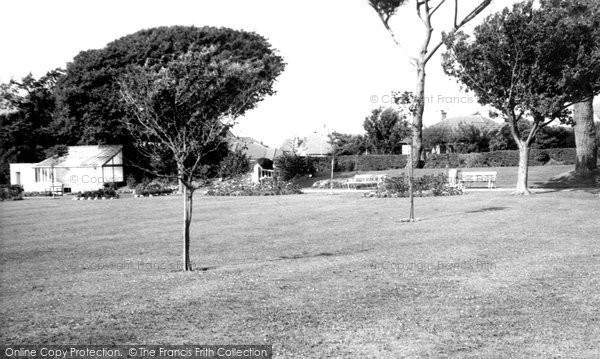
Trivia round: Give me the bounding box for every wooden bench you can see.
[459,171,497,189]
[345,174,387,189]
[48,184,64,196]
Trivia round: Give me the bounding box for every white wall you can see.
[9,163,124,192]
[9,163,39,191]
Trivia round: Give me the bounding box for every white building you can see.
[10,145,124,193]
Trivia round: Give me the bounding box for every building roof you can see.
[280,134,333,156]
[35,145,122,168]
[430,112,502,132]
[229,136,279,160]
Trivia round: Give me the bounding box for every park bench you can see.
[345,174,387,189]
[459,171,497,189]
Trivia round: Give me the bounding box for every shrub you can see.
[311,179,347,189]
[126,174,137,189]
[103,182,118,191]
[76,187,119,199]
[218,149,251,179]
[135,178,178,196]
[206,177,302,196]
[23,191,53,197]
[0,185,24,201]
[534,151,550,164]
[275,153,316,181]
[367,173,463,198]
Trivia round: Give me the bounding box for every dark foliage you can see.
[275,152,316,181]
[0,184,24,201]
[218,150,251,179]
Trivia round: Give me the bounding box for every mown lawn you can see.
[1,189,599,358]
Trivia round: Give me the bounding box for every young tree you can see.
[119,30,284,271]
[369,0,491,167]
[363,107,411,154]
[443,1,600,194]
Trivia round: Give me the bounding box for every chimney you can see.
[441,110,447,121]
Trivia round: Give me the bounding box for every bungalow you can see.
[229,136,279,161]
[427,110,502,154]
[10,145,124,193]
[279,134,333,157]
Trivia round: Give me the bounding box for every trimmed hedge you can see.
[301,148,590,173]
[311,155,408,173]
[423,148,582,168]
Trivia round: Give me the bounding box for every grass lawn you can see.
[1,189,599,357]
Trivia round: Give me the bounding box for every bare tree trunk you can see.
[515,144,531,195]
[182,185,193,271]
[177,163,185,194]
[573,98,598,173]
[411,63,426,169]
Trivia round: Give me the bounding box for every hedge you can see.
[310,155,408,173]
[303,148,592,173]
[423,148,583,168]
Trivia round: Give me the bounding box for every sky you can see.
[0,0,569,148]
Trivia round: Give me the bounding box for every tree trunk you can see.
[515,145,531,195]
[411,64,426,169]
[177,163,185,194]
[182,185,193,271]
[573,98,598,173]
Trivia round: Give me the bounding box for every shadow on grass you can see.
[278,249,370,261]
[183,249,372,272]
[533,169,600,195]
[466,206,509,214]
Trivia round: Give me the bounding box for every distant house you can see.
[427,110,502,154]
[279,133,333,157]
[229,136,279,161]
[10,145,124,193]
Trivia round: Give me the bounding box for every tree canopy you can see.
[442,0,600,193]
[53,26,284,175]
[118,27,285,271]
[363,107,411,154]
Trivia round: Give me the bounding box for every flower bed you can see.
[75,188,119,200]
[206,177,302,196]
[311,179,348,189]
[364,173,463,198]
[134,179,178,197]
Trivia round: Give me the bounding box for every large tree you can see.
[443,1,600,194]
[0,70,64,183]
[551,0,600,173]
[119,28,284,271]
[54,26,279,179]
[328,132,368,156]
[363,107,411,154]
[369,0,491,168]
